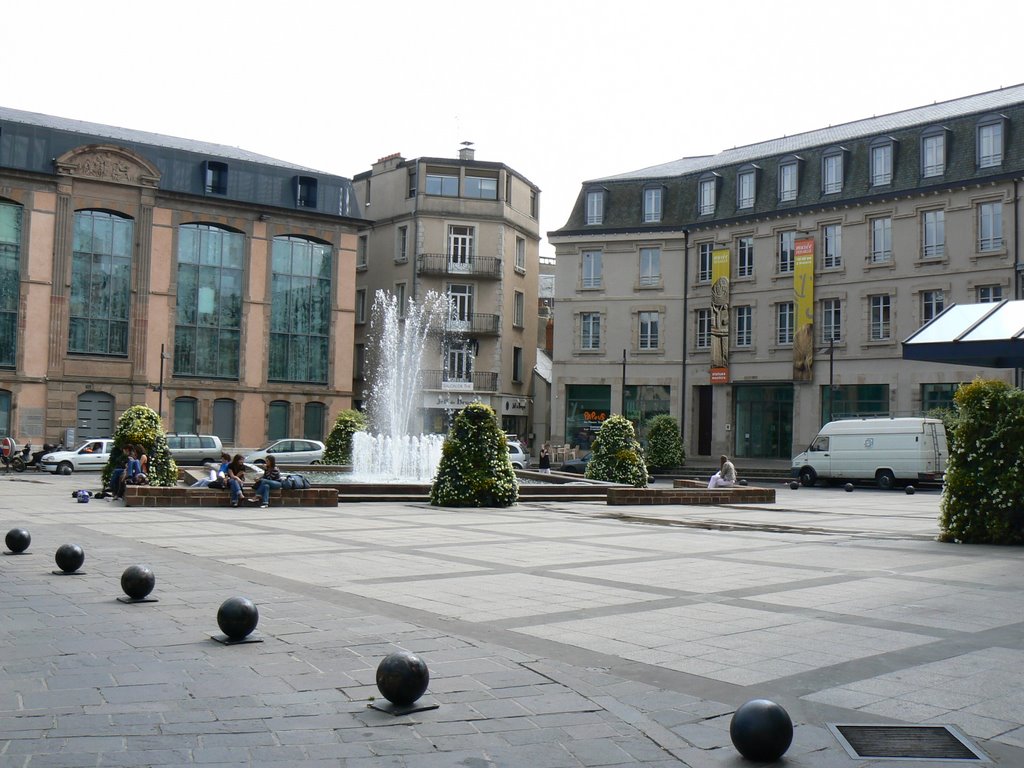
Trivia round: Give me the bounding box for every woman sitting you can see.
[113,447,144,500]
[249,455,282,508]
[225,454,247,507]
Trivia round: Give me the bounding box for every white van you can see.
[791,417,947,489]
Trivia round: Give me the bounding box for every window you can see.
[395,282,407,317]
[268,401,290,441]
[922,383,958,412]
[698,243,713,282]
[638,311,659,350]
[822,224,842,269]
[354,343,366,380]
[822,151,843,193]
[922,210,944,258]
[822,298,841,343]
[304,402,326,441]
[922,289,944,322]
[778,231,795,274]
[978,202,1003,251]
[396,225,409,262]
[295,176,318,207]
[586,190,604,225]
[355,288,366,324]
[505,174,512,204]
[426,173,459,196]
[512,346,523,382]
[978,120,1004,168]
[356,234,368,269]
[69,210,133,356]
[515,236,526,271]
[173,397,198,434]
[870,141,893,186]
[530,189,538,218]
[870,217,892,263]
[444,340,473,383]
[174,224,244,378]
[269,236,332,384]
[580,312,601,350]
[639,247,661,286]
[978,285,1003,303]
[737,236,754,278]
[869,295,891,340]
[696,308,711,349]
[447,284,473,327]
[204,161,228,195]
[513,291,525,327]
[737,170,755,209]
[698,177,716,215]
[0,202,22,368]
[582,250,602,288]
[778,161,798,202]
[735,305,752,347]
[643,187,663,222]
[922,130,946,177]
[465,175,498,199]
[447,224,474,268]
[776,302,794,345]
[408,169,417,197]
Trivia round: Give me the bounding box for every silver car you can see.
[506,440,528,469]
[41,439,114,475]
[166,434,223,465]
[244,439,325,466]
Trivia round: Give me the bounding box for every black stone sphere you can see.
[121,565,156,599]
[376,651,430,706]
[845,483,854,492]
[905,485,916,495]
[729,698,794,762]
[789,481,799,490]
[5,528,31,553]
[54,543,85,573]
[217,596,259,640]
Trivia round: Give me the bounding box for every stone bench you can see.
[607,484,775,506]
[122,485,338,508]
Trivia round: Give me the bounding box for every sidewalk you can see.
[2,473,1023,766]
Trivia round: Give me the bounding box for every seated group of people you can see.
[108,444,149,499]
[192,452,282,508]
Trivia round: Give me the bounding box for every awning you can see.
[902,301,1024,368]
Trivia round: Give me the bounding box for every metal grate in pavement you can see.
[828,724,990,762]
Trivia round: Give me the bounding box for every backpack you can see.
[282,473,311,490]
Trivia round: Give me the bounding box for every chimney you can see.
[459,141,475,161]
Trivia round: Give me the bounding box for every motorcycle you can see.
[13,442,57,472]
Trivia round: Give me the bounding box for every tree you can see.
[430,403,518,508]
[940,379,1024,544]
[645,414,685,471]
[103,404,177,488]
[584,414,648,487]
[323,409,367,464]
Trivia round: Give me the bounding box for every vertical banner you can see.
[793,237,815,381]
[710,247,731,384]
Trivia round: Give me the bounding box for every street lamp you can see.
[823,334,837,425]
[155,343,170,425]
[621,349,626,416]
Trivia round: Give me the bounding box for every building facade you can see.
[351,147,540,440]
[0,107,366,448]
[549,85,1023,460]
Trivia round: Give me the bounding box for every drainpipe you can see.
[1015,179,1021,387]
[681,230,689,446]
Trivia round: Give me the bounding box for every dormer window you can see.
[204,161,228,195]
[921,127,948,177]
[978,115,1007,168]
[586,189,605,225]
[870,138,895,186]
[295,176,318,208]
[736,166,758,209]
[778,156,800,202]
[698,173,719,216]
[643,186,663,223]
[821,148,846,194]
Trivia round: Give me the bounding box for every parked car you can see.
[166,434,223,465]
[559,453,592,474]
[506,440,528,469]
[41,439,114,475]
[244,439,325,466]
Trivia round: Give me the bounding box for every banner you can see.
[793,237,815,381]
[710,247,731,383]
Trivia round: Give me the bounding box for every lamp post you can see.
[156,344,168,425]
[824,335,836,425]
[621,349,626,416]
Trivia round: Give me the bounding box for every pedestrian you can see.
[225,454,247,507]
[708,454,737,489]
[539,443,551,474]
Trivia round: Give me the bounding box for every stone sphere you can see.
[5,528,31,553]
[845,483,854,492]
[120,565,156,599]
[905,485,916,495]
[730,698,794,762]
[217,596,259,640]
[376,651,430,706]
[738,479,748,486]
[789,481,799,490]
[55,543,85,573]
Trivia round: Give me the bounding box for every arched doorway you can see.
[77,391,115,438]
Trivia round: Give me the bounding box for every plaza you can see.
[3,474,1024,766]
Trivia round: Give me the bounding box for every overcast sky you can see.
[7,1,1024,256]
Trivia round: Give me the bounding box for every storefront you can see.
[733,384,793,459]
[624,384,671,444]
[564,384,610,450]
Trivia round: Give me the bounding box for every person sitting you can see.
[708,454,737,489]
[225,454,247,507]
[112,447,139,500]
[135,443,149,478]
[249,455,282,508]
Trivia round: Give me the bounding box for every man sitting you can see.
[708,454,737,489]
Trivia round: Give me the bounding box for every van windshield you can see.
[810,436,829,452]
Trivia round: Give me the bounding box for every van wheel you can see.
[799,467,817,487]
[876,470,896,490]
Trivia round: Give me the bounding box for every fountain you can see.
[351,290,450,482]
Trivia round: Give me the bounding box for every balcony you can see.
[446,313,500,335]
[421,369,499,393]
[417,253,502,279]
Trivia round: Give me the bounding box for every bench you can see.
[607,484,775,506]
[122,485,338,508]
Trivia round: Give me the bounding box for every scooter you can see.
[13,443,56,472]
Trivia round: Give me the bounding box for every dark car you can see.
[559,453,591,474]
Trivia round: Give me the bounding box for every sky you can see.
[6,1,1024,257]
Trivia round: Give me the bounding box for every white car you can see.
[507,440,528,469]
[41,439,114,475]
[244,439,325,466]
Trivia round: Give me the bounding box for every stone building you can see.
[0,106,366,448]
[549,85,1023,460]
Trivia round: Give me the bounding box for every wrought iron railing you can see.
[421,370,499,392]
[446,313,500,335]
[416,253,502,278]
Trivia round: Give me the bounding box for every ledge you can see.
[122,486,338,507]
[608,483,775,506]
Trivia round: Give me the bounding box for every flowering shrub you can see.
[323,409,366,464]
[645,414,685,471]
[429,403,518,507]
[585,415,648,487]
[939,379,1024,544]
[102,404,177,488]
